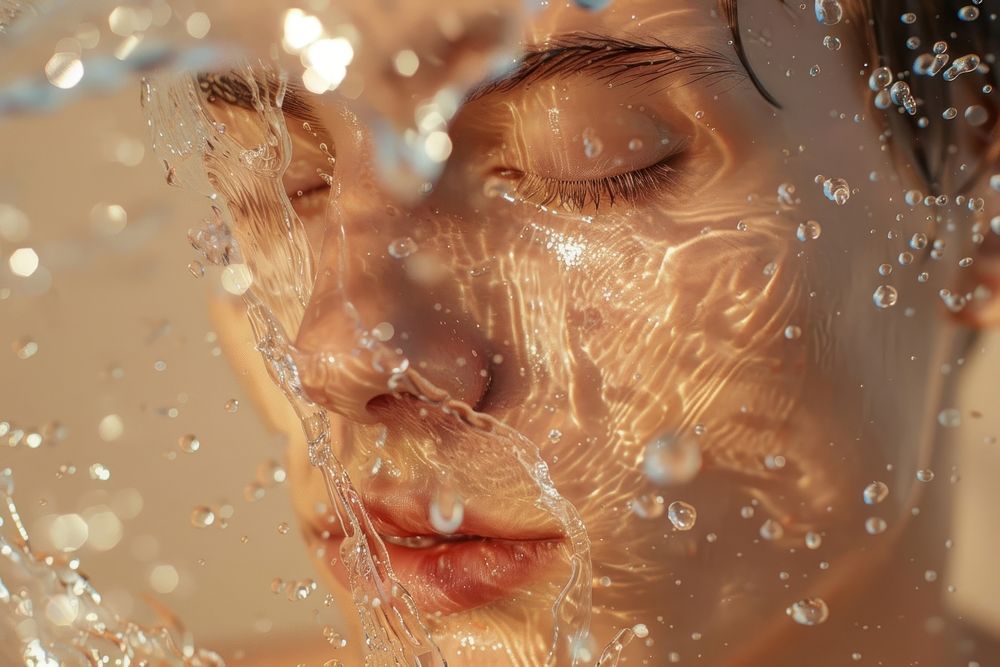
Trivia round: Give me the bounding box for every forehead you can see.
[528,0,726,46]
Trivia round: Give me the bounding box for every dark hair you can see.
[725,0,999,192]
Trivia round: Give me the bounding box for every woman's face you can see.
[199,0,1000,663]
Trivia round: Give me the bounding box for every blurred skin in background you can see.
[197,0,1000,664]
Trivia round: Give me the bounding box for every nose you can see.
[292,162,491,424]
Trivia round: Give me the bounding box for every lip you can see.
[308,488,565,614]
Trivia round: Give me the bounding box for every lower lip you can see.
[323,534,563,614]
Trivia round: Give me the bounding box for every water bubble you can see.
[823,35,841,51]
[643,434,702,486]
[906,36,921,50]
[630,494,665,519]
[958,5,980,21]
[878,263,892,277]
[784,325,802,340]
[805,531,823,549]
[178,434,200,453]
[898,252,913,266]
[187,260,205,278]
[786,598,830,625]
[256,459,287,486]
[822,177,851,205]
[814,0,844,25]
[388,237,418,259]
[225,399,240,413]
[910,233,928,250]
[667,501,697,531]
[904,189,923,206]
[900,12,917,24]
[934,41,949,55]
[924,569,938,582]
[277,521,290,535]
[89,463,111,481]
[868,67,894,91]
[45,52,84,89]
[943,107,958,120]
[632,623,649,639]
[965,105,989,127]
[862,481,889,505]
[874,89,892,109]
[191,506,215,528]
[796,220,822,241]
[429,484,465,534]
[760,518,785,540]
[992,175,1000,192]
[628,138,643,151]
[778,182,797,206]
[809,65,821,77]
[916,469,935,483]
[938,408,962,428]
[943,54,980,81]
[865,517,887,535]
[889,81,911,105]
[872,285,898,309]
[959,257,974,268]
[991,216,1000,235]
[9,247,40,277]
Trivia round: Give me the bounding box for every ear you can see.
[955,230,1000,329]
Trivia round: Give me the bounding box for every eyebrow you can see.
[464,33,766,104]
[200,31,778,126]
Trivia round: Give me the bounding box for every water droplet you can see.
[958,5,980,21]
[628,138,643,151]
[98,414,124,442]
[809,65,821,77]
[805,531,822,549]
[916,469,935,482]
[760,518,785,540]
[89,463,111,481]
[796,220,822,241]
[187,260,205,278]
[225,399,240,413]
[582,127,604,158]
[814,0,844,25]
[943,54,980,81]
[178,434,200,453]
[630,494,665,519]
[959,257,974,268]
[822,177,850,205]
[865,517,887,535]
[900,12,917,24]
[323,625,349,647]
[823,35,841,51]
[13,337,38,359]
[965,105,989,127]
[872,285,898,309]
[643,434,702,486]
[667,500,697,531]
[943,107,958,120]
[429,484,465,534]
[277,521,290,535]
[388,237,418,259]
[862,481,889,505]
[786,598,830,625]
[45,52,84,89]
[221,263,253,295]
[784,325,802,340]
[632,623,649,639]
[938,408,962,428]
[191,506,215,528]
[906,37,921,50]
[910,233,928,250]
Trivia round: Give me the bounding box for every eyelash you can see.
[500,155,685,212]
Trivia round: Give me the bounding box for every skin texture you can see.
[200,0,1000,664]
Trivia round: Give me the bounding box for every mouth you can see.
[308,490,565,614]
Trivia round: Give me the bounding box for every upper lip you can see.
[312,485,565,544]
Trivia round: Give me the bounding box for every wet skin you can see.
[206,0,1000,664]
